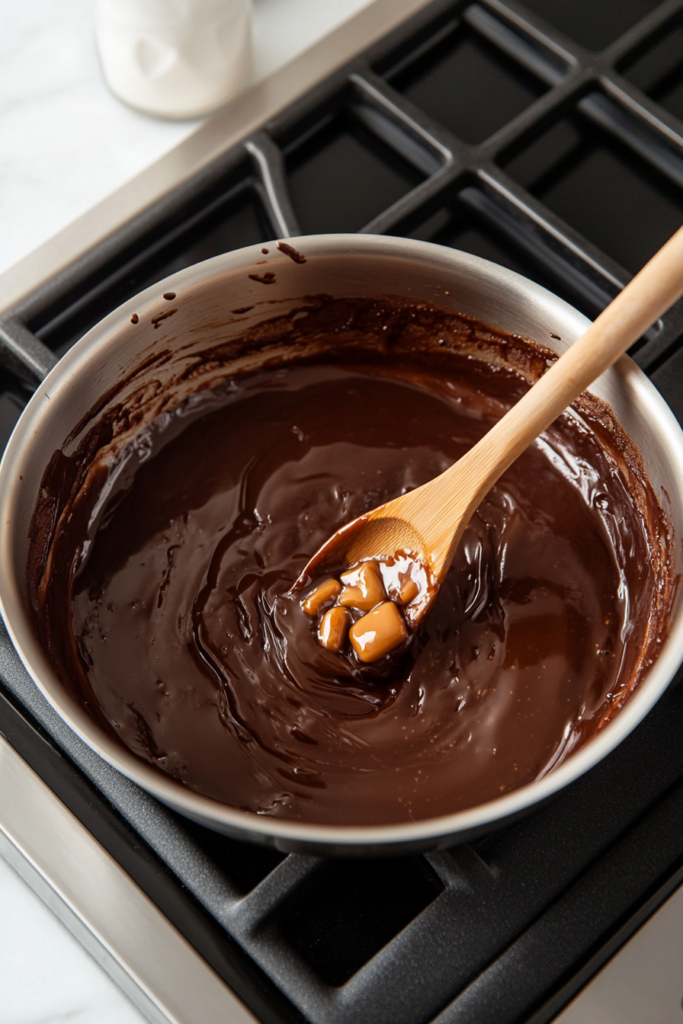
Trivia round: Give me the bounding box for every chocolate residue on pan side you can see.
[130,313,139,324]
[26,295,677,825]
[572,389,677,726]
[151,309,177,328]
[249,272,276,284]
[277,241,307,263]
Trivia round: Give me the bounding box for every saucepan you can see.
[1,234,683,856]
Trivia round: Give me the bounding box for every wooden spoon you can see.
[296,225,683,629]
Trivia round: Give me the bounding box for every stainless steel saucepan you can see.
[2,234,683,856]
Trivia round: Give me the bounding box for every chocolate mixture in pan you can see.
[27,297,675,825]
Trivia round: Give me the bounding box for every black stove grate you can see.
[3,2,683,1022]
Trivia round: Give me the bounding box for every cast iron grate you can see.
[3,2,683,1023]
[501,108,683,274]
[389,20,549,142]
[181,821,288,896]
[272,858,445,986]
[621,13,683,122]
[286,109,426,233]
[517,0,663,52]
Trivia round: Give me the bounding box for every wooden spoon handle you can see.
[407,224,683,577]
[456,223,683,501]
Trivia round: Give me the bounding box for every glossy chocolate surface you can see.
[28,299,674,825]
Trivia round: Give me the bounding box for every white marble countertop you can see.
[0,0,374,277]
[0,1,371,1020]
[0,855,147,1024]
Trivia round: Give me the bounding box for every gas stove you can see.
[2,1,683,1022]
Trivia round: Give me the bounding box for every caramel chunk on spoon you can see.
[319,606,350,652]
[338,561,386,611]
[303,578,341,615]
[349,601,408,662]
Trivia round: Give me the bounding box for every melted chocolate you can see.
[28,298,675,825]
[277,241,307,264]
